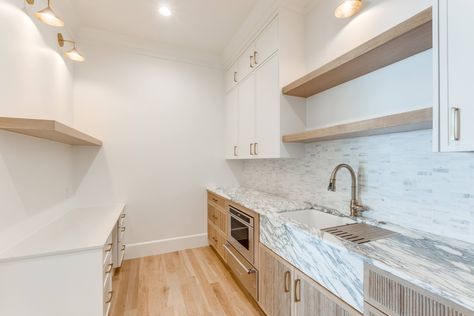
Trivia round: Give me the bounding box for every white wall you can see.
[0,0,78,251]
[72,37,241,258]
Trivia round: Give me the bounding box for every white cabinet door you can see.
[255,54,280,158]
[238,74,256,159]
[255,18,279,68]
[225,88,239,159]
[225,62,239,92]
[436,0,474,151]
[238,45,256,82]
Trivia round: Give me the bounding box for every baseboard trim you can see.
[124,233,209,260]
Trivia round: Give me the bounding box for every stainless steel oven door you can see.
[228,206,254,264]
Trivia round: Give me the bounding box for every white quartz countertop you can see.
[0,204,125,263]
[208,186,474,312]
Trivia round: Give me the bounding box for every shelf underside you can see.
[283,8,433,98]
[282,108,433,143]
[0,117,102,146]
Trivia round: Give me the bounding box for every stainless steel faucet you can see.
[328,164,365,217]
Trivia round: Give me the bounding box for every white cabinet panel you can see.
[255,18,279,68]
[239,45,256,82]
[225,88,239,159]
[255,54,280,158]
[238,74,256,159]
[436,0,474,151]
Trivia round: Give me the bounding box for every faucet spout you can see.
[327,164,365,217]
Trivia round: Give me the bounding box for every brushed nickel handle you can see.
[233,145,238,157]
[250,143,254,155]
[254,143,258,155]
[121,245,126,251]
[104,243,113,253]
[120,226,126,232]
[253,51,258,65]
[105,290,113,304]
[233,71,237,83]
[451,107,460,141]
[105,263,113,274]
[250,55,255,68]
[284,271,291,293]
[224,243,256,274]
[295,279,301,302]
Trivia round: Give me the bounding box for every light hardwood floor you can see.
[110,246,264,316]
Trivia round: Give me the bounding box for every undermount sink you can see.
[280,209,355,230]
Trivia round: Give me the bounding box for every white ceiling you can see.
[71,0,259,55]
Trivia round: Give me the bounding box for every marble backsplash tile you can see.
[241,130,474,243]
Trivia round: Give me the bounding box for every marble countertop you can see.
[0,204,125,263]
[208,186,474,312]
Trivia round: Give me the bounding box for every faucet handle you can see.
[350,201,367,217]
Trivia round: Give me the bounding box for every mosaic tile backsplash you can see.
[241,130,474,243]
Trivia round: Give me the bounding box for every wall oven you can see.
[228,205,254,264]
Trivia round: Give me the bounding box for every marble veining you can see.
[208,187,474,313]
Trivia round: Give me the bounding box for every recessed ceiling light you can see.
[159,6,172,17]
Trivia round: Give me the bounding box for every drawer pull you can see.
[105,290,113,304]
[451,107,460,141]
[284,271,291,293]
[105,263,113,274]
[295,279,301,302]
[212,197,218,202]
[120,213,126,219]
[253,51,258,65]
[121,244,126,251]
[233,145,238,156]
[104,243,113,252]
[233,71,238,83]
[120,226,126,232]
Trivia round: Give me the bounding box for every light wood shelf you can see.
[282,108,432,143]
[0,117,102,146]
[282,8,432,98]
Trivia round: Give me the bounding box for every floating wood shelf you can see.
[282,108,432,143]
[0,117,102,146]
[283,8,433,98]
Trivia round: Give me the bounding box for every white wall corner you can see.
[124,233,209,260]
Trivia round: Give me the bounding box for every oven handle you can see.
[230,213,253,228]
[224,243,256,274]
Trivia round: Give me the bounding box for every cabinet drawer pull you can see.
[104,243,113,253]
[253,51,258,65]
[120,226,126,232]
[451,107,460,141]
[233,145,238,157]
[105,263,113,274]
[250,143,254,155]
[250,55,255,68]
[284,271,291,293]
[295,279,301,302]
[120,213,126,219]
[254,143,258,155]
[212,197,218,202]
[105,290,113,304]
[121,244,126,251]
[233,71,238,83]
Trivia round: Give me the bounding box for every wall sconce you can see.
[57,33,85,62]
[335,0,362,18]
[26,0,64,27]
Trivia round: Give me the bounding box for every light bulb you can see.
[335,0,362,18]
[34,6,64,27]
[159,6,172,17]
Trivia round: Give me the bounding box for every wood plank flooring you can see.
[110,246,264,316]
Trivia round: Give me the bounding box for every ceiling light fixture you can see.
[159,6,172,17]
[27,0,65,27]
[335,0,362,19]
[57,33,85,62]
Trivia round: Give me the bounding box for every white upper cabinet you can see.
[224,10,306,160]
[254,18,279,68]
[238,74,256,159]
[435,0,474,152]
[225,87,239,159]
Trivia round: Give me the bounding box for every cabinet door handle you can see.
[250,55,255,68]
[284,271,291,293]
[250,143,254,155]
[120,226,126,232]
[212,197,218,202]
[105,263,113,274]
[295,279,301,302]
[253,51,258,65]
[451,107,460,141]
[121,245,126,251]
[233,145,238,157]
[254,143,258,155]
[104,243,113,253]
[120,213,126,219]
[233,71,238,83]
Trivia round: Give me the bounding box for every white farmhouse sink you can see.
[280,209,355,230]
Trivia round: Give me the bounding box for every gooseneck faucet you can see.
[328,164,365,217]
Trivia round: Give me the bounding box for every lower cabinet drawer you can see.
[224,243,258,301]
